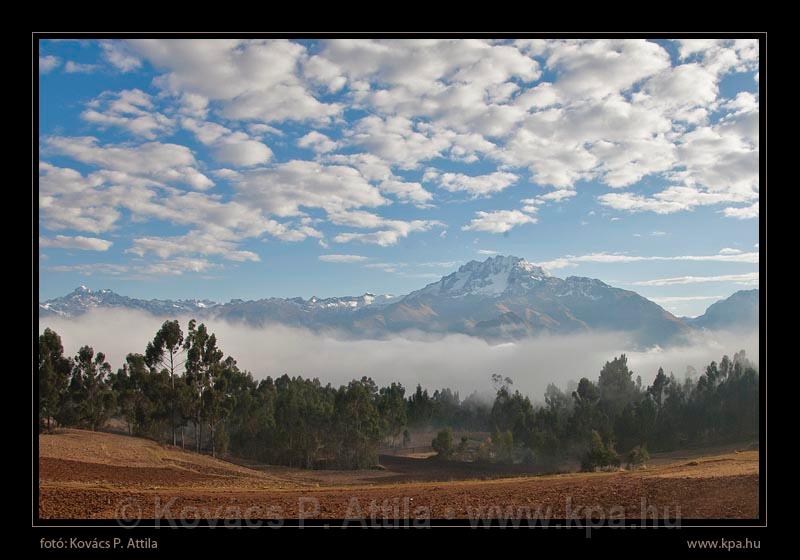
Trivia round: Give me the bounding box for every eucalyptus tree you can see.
[145,320,185,445]
[38,328,73,431]
[333,377,381,469]
[110,353,163,437]
[70,346,115,431]
[183,320,223,453]
[597,354,639,416]
[377,382,407,447]
[202,356,239,457]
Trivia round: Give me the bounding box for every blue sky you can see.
[38,38,759,317]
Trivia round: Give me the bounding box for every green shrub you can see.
[581,430,620,471]
[626,445,649,469]
[432,427,454,458]
[492,429,514,464]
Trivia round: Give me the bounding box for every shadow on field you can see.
[375,454,553,483]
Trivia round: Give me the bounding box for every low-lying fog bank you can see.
[39,309,759,401]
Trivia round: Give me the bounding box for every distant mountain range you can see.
[39,255,759,347]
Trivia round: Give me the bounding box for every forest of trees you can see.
[38,319,760,471]
[484,352,759,470]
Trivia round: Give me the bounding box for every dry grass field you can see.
[38,429,759,520]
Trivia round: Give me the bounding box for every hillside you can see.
[39,429,309,496]
[39,429,758,519]
[686,289,759,331]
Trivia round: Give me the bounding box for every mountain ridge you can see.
[39,255,759,346]
[684,288,759,332]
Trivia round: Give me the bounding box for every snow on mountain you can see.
[38,286,397,324]
[554,277,610,300]
[368,255,690,346]
[305,293,398,311]
[38,286,220,318]
[38,256,757,347]
[411,255,550,299]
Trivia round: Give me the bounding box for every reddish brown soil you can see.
[38,429,759,521]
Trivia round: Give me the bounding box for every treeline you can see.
[38,319,759,471]
[485,353,759,470]
[38,320,487,468]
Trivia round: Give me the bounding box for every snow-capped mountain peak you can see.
[304,293,382,310]
[412,255,550,299]
[555,276,611,300]
[36,260,757,347]
[39,287,220,318]
[39,287,398,319]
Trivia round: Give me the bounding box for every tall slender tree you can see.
[70,346,115,431]
[647,367,671,412]
[145,320,185,445]
[38,329,73,431]
[598,354,638,416]
[183,320,223,453]
[377,383,407,447]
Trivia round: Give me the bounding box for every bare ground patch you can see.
[37,429,759,520]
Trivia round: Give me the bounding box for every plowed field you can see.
[38,429,759,521]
